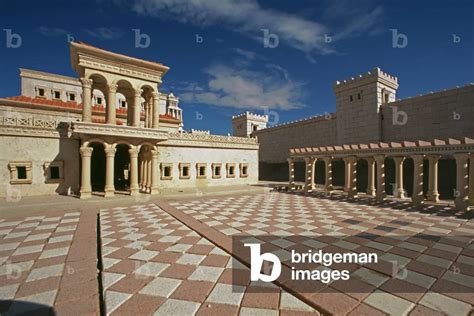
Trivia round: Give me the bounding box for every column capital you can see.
[392,156,406,163]
[134,89,143,97]
[108,83,118,92]
[128,147,139,158]
[411,154,425,163]
[287,158,294,164]
[374,155,385,162]
[343,156,357,163]
[80,146,93,157]
[80,77,93,88]
[453,153,469,162]
[366,156,375,163]
[304,156,316,163]
[323,156,332,163]
[427,154,441,162]
[152,91,160,99]
[151,149,159,158]
[105,146,116,157]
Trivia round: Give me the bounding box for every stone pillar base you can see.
[395,189,406,199]
[412,195,424,206]
[376,193,386,202]
[130,189,139,196]
[104,190,115,198]
[455,198,469,212]
[367,188,376,197]
[427,192,440,203]
[150,187,159,195]
[80,191,91,199]
[348,190,358,198]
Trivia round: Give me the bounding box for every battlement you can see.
[232,111,269,122]
[190,129,210,135]
[333,67,398,91]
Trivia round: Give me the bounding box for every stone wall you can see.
[381,84,474,141]
[254,115,337,164]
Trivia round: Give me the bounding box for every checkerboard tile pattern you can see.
[0,211,99,315]
[165,192,474,315]
[100,204,321,315]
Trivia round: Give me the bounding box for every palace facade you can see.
[0,42,259,199]
[233,68,474,211]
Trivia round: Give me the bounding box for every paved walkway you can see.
[0,189,473,315]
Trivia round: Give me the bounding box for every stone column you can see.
[139,158,144,190]
[145,100,150,128]
[151,149,159,194]
[106,83,118,125]
[288,158,296,190]
[304,157,316,193]
[374,155,386,202]
[152,92,160,129]
[427,155,441,202]
[393,157,406,198]
[129,147,139,195]
[104,145,116,197]
[412,154,425,206]
[79,146,93,199]
[343,157,351,193]
[366,157,376,196]
[133,89,143,127]
[81,78,93,122]
[454,153,469,211]
[323,157,333,193]
[468,154,474,208]
[146,157,152,193]
[345,156,358,198]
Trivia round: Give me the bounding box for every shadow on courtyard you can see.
[0,300,56,315]
[270,188,473,221]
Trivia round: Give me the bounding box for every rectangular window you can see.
[240,163,249,178]
[53,90,61,100]
[44,161,64,183]
[226,163,236,178]
[160,163,173,180]
[8,161,33,184]
[349,95,353,102]
[37,88,45,97]
[68,93,76,101]
[212,163,222,179]
[179,163,191,179]
[121,100,127,108]
[357,93,361,100]
[196,164,207,179]
[97,97,103,105]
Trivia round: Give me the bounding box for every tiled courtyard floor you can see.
[0,190,473,315]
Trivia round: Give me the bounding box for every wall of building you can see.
[381,84,474,141]
[155,145,259,189]
[0,136,80,198]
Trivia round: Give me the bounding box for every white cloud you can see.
[179,63,305,110]
[129,0,384,58]
[131,0,332,56]
[84,27,124,40]
[37,26,69,37]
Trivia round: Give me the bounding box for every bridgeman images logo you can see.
[244,243,379,284]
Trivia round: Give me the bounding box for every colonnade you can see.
[288,153,474,211]
[79,143,159,199]
[80,78,160,128]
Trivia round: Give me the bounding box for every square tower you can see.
[334,67,398,145]
[232,112,269,137]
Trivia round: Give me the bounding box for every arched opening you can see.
[115,144,131,192]
[88,74,108,122]
[356,159,368,193]
[141,86,155,128]
[384,158,395,195]
[315,160,325,185]
[403,158,414,197]
[90,142,106,192]
[332,159,344,188]
[115,79,135,126]
[439,158,456,200]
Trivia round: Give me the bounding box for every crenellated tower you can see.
[232,112,269,137]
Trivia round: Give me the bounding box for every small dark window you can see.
[121,100,127,108]
[17,166,27,179]
[69,93,76,101]
[164,166,171,177]
[384,93,389,103]
[215,166,221,176]
[38,88,45,97]
[349,95,353,102]
[199,166,206,176]
[253,125,258,131]
[182,166,189,177]
[54,91,61,99]
[242,166,248,175]
[50,166,60,179]
[229,166,235,175]
[357,93,361,100]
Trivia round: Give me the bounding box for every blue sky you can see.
[0,0,472,134]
